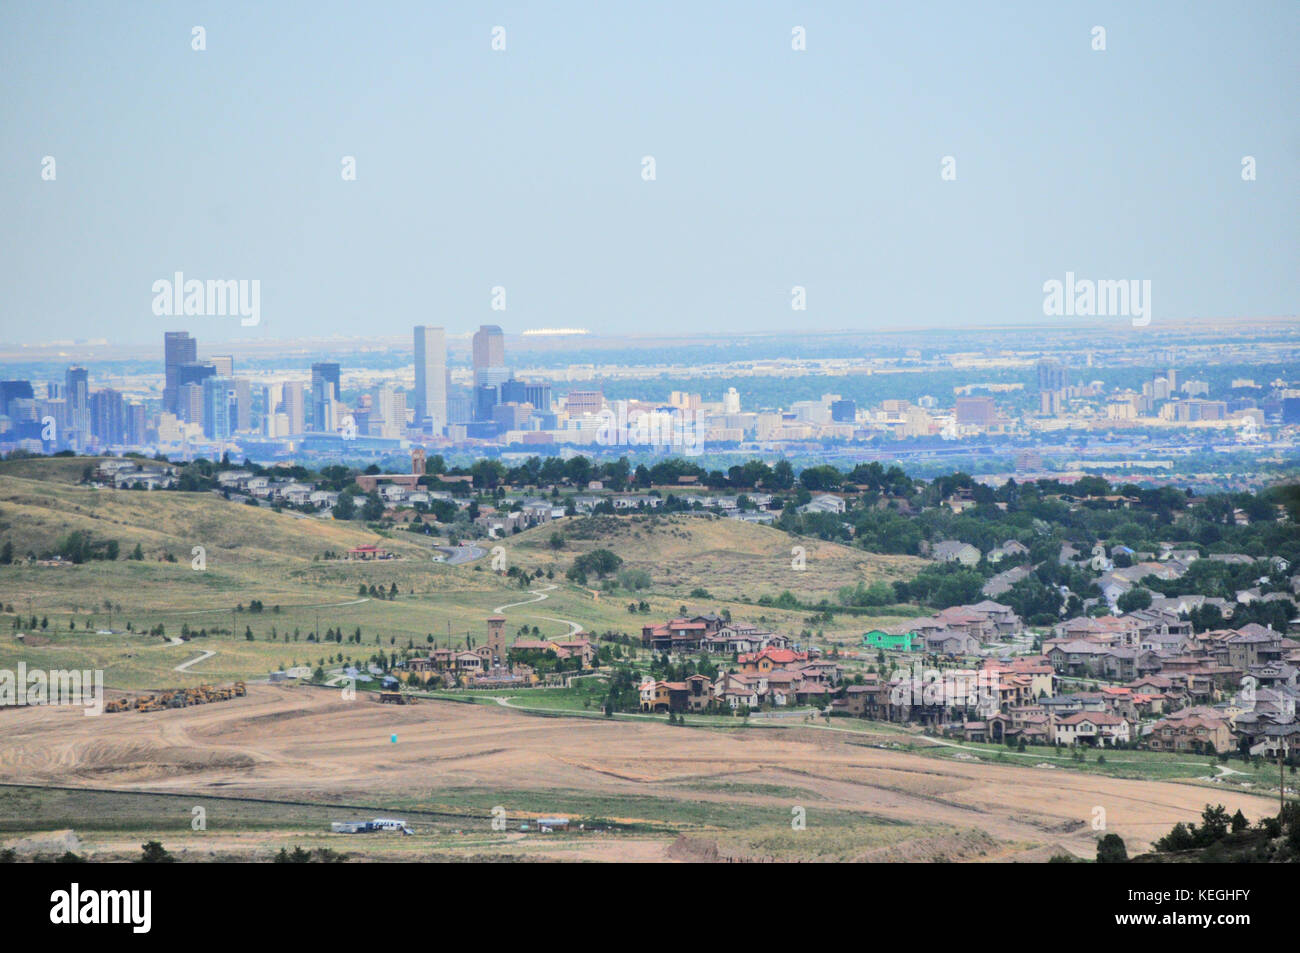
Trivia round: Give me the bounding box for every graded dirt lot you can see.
[0,685,1279,861]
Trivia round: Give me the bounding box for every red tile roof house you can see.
[737,647,809,674]
[1144,714,1232,753]
[639,674,714,712]
[1052,712,1132,747]
[712,673,760,709]
[932,607,996,640]
[641,618,714,652]
[550,638,596,667]
[761,669,803,706]
[794,659,842,686]
[701,623,783,654]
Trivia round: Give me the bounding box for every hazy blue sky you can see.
[1,1,1296,345]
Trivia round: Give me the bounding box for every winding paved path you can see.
[174,649,216,673]
[493,584,584,637]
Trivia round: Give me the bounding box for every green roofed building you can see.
[862,630,920,652]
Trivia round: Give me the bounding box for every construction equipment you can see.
[105,681,250,714]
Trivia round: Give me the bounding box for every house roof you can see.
[1057,712,1128,726]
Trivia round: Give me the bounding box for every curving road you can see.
[436,544,487,565]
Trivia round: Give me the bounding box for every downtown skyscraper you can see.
[163,331,197,414]
[472,325,508,387]
[412,325,446,433]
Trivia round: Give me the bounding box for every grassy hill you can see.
[508,512,924,602]
[0,463,928,690]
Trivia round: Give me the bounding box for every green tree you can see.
[1096,833,1127,863]
[1116,587,1153,613]
[139,841,175,863]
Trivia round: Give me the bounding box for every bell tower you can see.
[487,615,507,668]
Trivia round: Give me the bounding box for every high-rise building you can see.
[229,379,251,432]
[163,332,197,413]
[201,377,236,440]
[524,381,552,413]
[210,355,234,376]
[310,378,335,432]
[282,382,306,435]
[0,380,34,418]
[830,399,856,423]
[1036,359,1067,392]
[472,325,506,388]
[474,383,499,422]
[178,383,204,426]
[377,384,406,439]
[311,362,341,400]
[91,388,125,445]
[125,402,146,445]
[413,326,447,432]
[65,367,91,441]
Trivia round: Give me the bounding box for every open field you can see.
[0,684,1281,862]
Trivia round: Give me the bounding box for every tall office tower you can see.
[91,388,125,445]
[413,325,447,432]
[178,383,204,426]
[232,379,252,432]
[202,377,236,440]
[125,403,146,445]
[723,387,741,414]
[210,355,234,376]
[311,362,341,400]
[282,381,306,435]
[309,378,335,432]
[472,325,506,388]
[41,397,67,439]
[1036,359,1067,392]
[259,383,282,435]
[377,384,406,439]
[0,380,34,418]
[163,331,197,413]
[474,383,499,422]
[65,366,91,440]
[1166,368,1178,392]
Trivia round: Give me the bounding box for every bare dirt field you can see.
[0,685,1278,861]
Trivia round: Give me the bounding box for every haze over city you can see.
[2,1,1297,344]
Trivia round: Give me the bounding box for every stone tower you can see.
[411,447,426,476]
[487,615,507,668]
